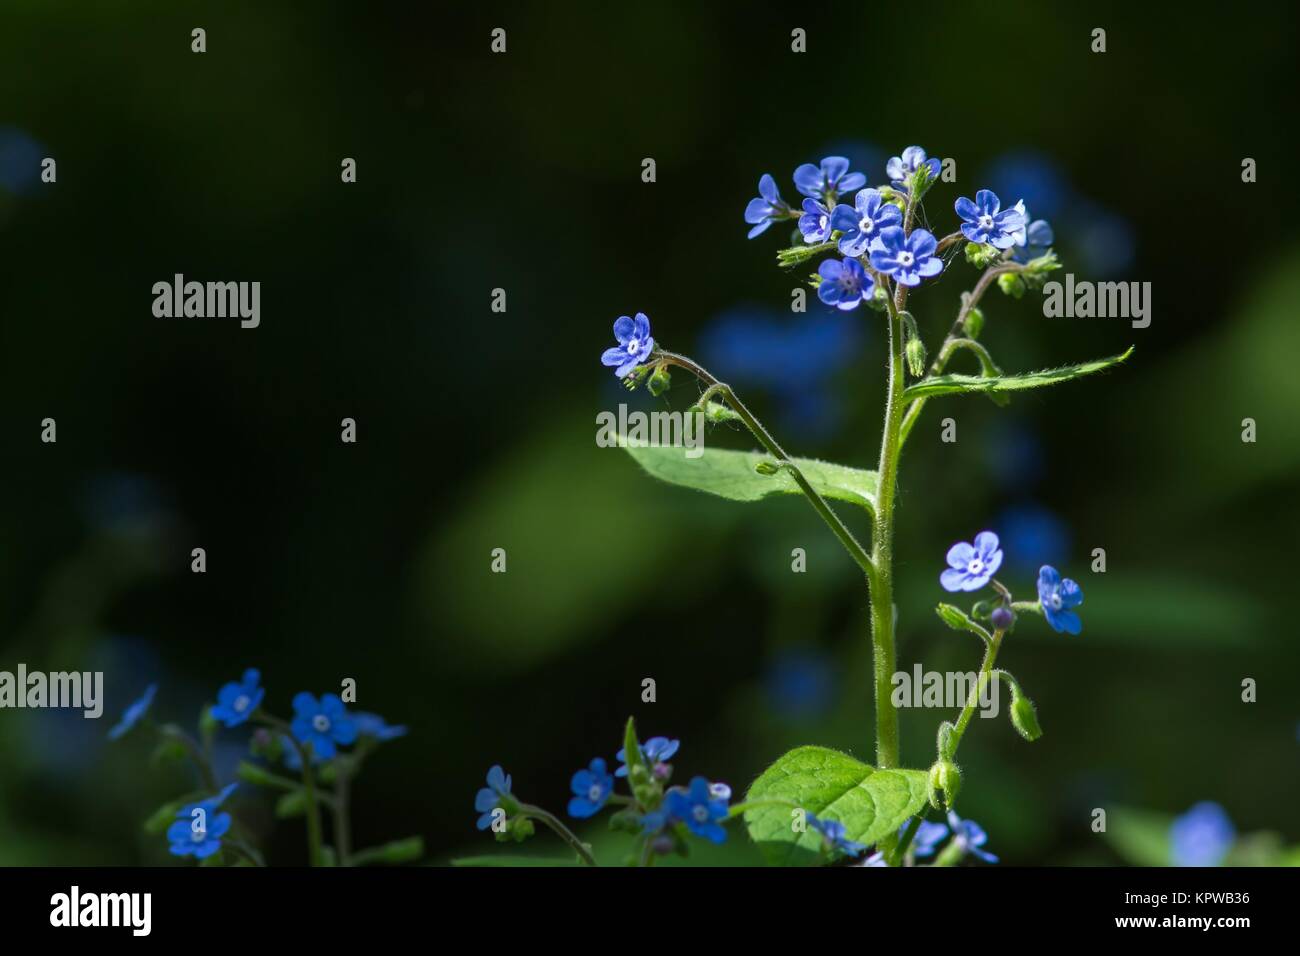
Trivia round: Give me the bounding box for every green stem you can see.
[889,815,922,866]
[255,712,324,866]
[334,767,353,866]
[946,629,1005,762]
[518,803,598,867]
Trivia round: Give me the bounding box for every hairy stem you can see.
[946,628,1005,762]
[518,803,598,866]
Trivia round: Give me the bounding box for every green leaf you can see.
[451,855,584,867]
[275,789,307,819]
[744,746,929,866]
[623,442,877,514]
[1103,806,1173,866]
[142,800,184,835]
[903,347,1133,402]
[621,716,657,808]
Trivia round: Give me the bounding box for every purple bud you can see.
[991,606,1014,631]
[652,762,672,781]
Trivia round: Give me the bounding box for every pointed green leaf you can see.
[622,442,877,514]
[904,347,1133,402]
[743,746,929,866]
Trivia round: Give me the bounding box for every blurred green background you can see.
[1,1,1297,865]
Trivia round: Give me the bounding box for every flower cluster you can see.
[939,529,1084,634]
[862,813,997,866]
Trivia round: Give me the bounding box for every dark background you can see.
[1,0,1297,865]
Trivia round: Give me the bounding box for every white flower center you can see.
[233,694,250,713]
[979,214,994,230]
[693,805,710,823]
[1049,593,1063,611]
[967,558,984,575]
[897,251,914,267]
[819,215,828,231]
[313,714,331,733]
[626,338,640,354]
[587,784,603,801]
[191,828,206,842]
[859,217,874,233]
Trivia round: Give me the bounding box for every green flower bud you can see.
[970,600,993,621]
[646,365,671,397]
[901,311,927,377]
[754,460,781,476]
[927,759,963,811]
[1011,692,1043,742]
[867,284,890,312]
[962,306,984,340]
[964,242,999,268]
[998,272,1026,299]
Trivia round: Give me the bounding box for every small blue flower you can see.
[861,850,888,866]
[290,692,357,760]
[1171,802,1235,867]
[868,227,944,287]
[567,757,615,819]
[474,764,513,831]
[664,776,729,844]
[941,531,1003,592]
[167,810,231,860]
[744,173,791,238]
[807,813,866,857]
[708,781,732,801]
[955,189,1027,250]
[947,810,998,863]
[615,736,680,777]
[817,257,875,311]
[831,188,902,257]
[178,783,239,821]
[911,819,950,857]
[886,146,941,191]
[798,198,834,244]
[211,668,264,728]
[600,312,655,379]
[354,712,408,741]
[793,156,866,204]
[1009,202,1054,263]
[1037,565,1083,634]
[107,683,157,740]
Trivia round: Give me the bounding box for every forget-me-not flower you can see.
[178,783,239,821]
[211,668,264,728]
[817,257,875,310]
[600,312,655,379]
[807,813,866,857]
[744,173,792,238]
[831,188,902,257]
[616,736,680,777]
[955,189,1026,249]
[912,819,950,857]
[886,146,941,191]
[794,156,866,204]
[567,757,615,819]
[941,531,1003,592]
[664,776,729,844]
[167,810,231,859]
[869,227,944,287]
[354,711,408,741]
[1170,802,1235,867]
[474,765,513,831]
[947,810,998,863]
[1009,202,1054,263]
[290,692,357,760]
[1037,565,1083,634]
[798,198,834,244]
[107,683,157,740]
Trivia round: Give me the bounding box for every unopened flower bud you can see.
[927,759,962,811]
[962,306,984,340]
[647,365,671,397]
[990,606,1014,632]
[998,272,1026,299]
[1011,692,1043,742]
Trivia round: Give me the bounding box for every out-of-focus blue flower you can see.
[941,531,1003,592]
[869,227,944,287]
[0,126,46,196]
[709,782,732,801]
[167,810,231,859]
[616,736,680,777]
[861,850,888,866]
[354,712,408,741]
[794,156,866,204]
[290,692,357,760]
[817,257,875,310]
[1037,565,1083,634]
[107,683,157,740]
[807,813,866,856]
[947,810,998,863]
[600,312,655,379]
[886,146,941,191]
[995,503,1070,573]
[798,198,834,244]
[765,646,835,720]
[745,173,791,238]
[986,151,1069,220]
[912,819,950,857]
[474,765,513,830]
[664,776,729,844]
[567,757,615,818]
[178,783,239,821]
[831,188,902,258]
[1009,202,1054,263]
[1170,802,1235,866]
[955,190,1026,249]
[211,669,264,728]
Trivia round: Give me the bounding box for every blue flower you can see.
[290,692,357,760]
[798,198,834,244]
[615,736,680,777]
[793,156,866,204]
[211,668,264,728]
[1037,565,1083,634]
[167,810,231,860]
[947,810,998,863]
[831,188,902,257]
[474,764,513,831]
[178,783,239,821]
[600,312,655,379]
[868,227,944,287]
[941,531,1003,592]
[807,813,866,857]
[354,712,408,741]
[861,850,888,866]
[886,146,941,191]
[567,757,615,819]
[955,189,1026,250]
[1009,205,1054,263]
[744,173,791,238]
[664,776,729,844]
[817,257,875,311]
[107,683,157,740]
[1171,802,1235,867]
[912,819,950,857]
